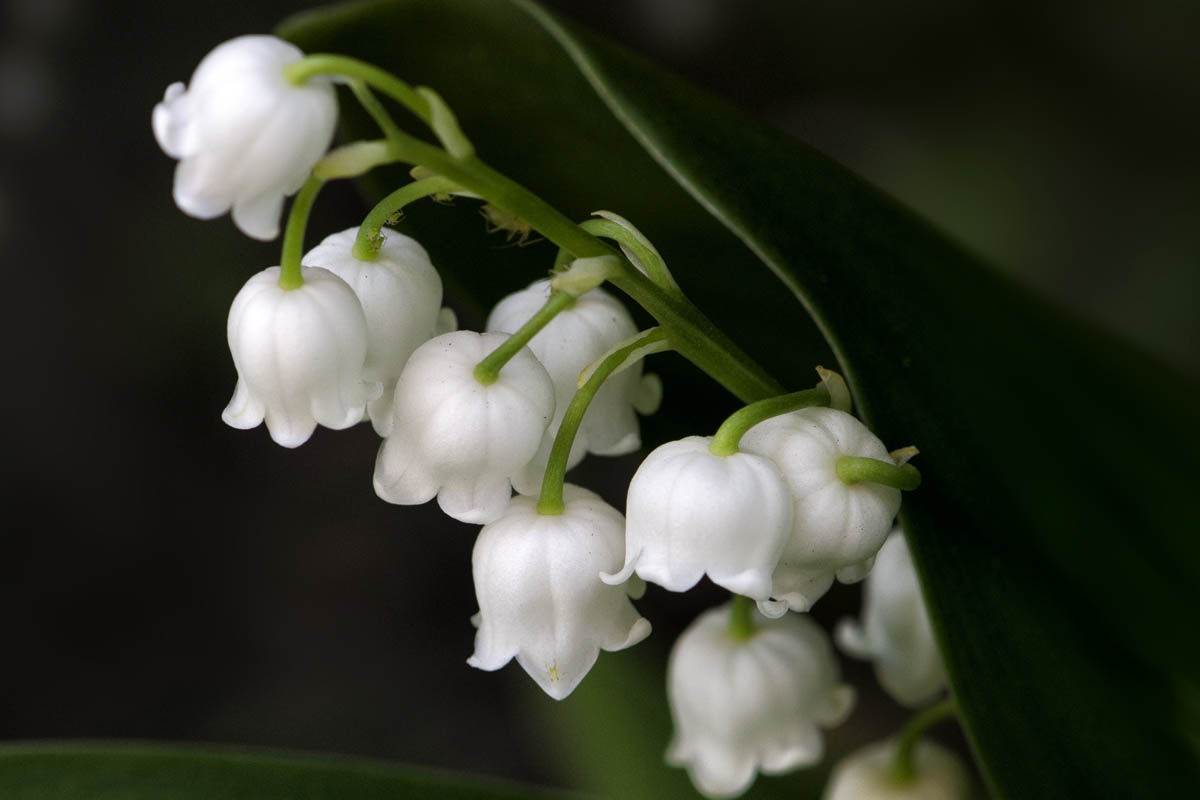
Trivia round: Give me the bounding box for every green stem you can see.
[277,176,325,290]
[728,595,757,641]
[354,176,462,260]
[537,328,668,514]
[284,55,432,126]
[889,698,958,784]
[367,131,782,403]
[347,80,404,141]
[836,457,922,491]
[709,387,830,457]
[474,291,577,385]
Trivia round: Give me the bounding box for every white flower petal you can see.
[836,529,946,707]
[374,331,554,524]
[741,406,902,612]
[222,266,370,448]
[621,436,792,600]
[470,487,649,700]
[486,279,655,488]
[153,35,337,239]
[823,740,971,800]
[668,604,854,798]
[303,227,444,436]
[231,191,285,241]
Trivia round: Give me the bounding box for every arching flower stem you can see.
[889,697,958,783]
[708,386,830,457]
[537,327,669,515]
[353,176,463,261]
[474,291,577,385]
[302,58,782,402]
[361,128,780,403]
[836,457,922,491]
[284,54,432,127]
[277,175,325,290]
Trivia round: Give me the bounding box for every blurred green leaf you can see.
[281,1,1200,798]
[0,744,576,799]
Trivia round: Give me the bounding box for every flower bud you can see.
[823,740,971,800]
[468,485,650,699]
[836,529,946,707]
[486,279,660,494]
[373,331,554,524]
[152,35,337,240]
[222,266,379,447]
[740,407,902,614]
[302,227,443,435]
[668,604,855,798]
[603,436,792,600]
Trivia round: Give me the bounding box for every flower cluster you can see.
[155,34,965,800]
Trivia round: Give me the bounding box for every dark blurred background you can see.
[1,0,1196,797]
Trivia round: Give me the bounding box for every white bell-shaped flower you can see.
[222,266,380,448]
[153,35,337,240]
[486,279,661,494]
[836,529,946,707]
[373,331,554,524]
[602,436,792,600]
[823,740,971,800]
[302,227,443,436]
[667,604,855,799]
[468,484,650,700]
[740,407,902,615]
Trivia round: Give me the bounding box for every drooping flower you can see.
[222,266,380,447]
[740,407,902,615]
[468,484,650,699]
[603,436,792,600]
[667,604,855,799]
[373,331,554,524]
[152,35,337,240]
[485,279,661,494]
[836,529,946,707]
[823,739,971,800]
[302,227,443,435]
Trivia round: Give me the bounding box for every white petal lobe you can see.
[486,279,657,491]
[741,407,903,612]
[835,529,946,707]
[373,331,554,524]
[620,436,792,600]
[152,35,337,240]
[222,266,375,448]
[668,604,855,798]
[469,486,649,699]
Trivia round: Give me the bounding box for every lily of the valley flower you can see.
[373,331,554,524]
[468,484,650,699]
[741,407,902,615]
[303,227,444,435]
[222,266,379,447]
[823,740,971,800]
[486,279,660,494]
[667,604,855,799]
[603,436,792,601]
[836,529,946,707]
[152,35,337,240]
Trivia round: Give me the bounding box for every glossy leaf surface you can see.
[280,2,1200,798]
[0,744,575,799]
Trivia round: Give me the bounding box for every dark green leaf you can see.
[0,744,577,799]
[282,1,1200,797]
